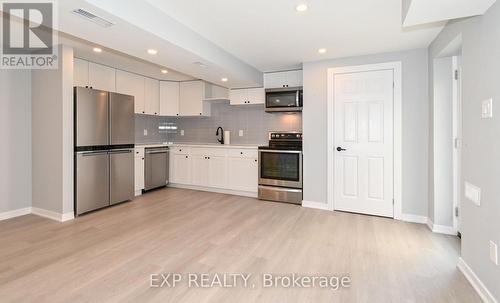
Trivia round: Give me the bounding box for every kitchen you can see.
[73,55,304,216]
[2,1,498,302]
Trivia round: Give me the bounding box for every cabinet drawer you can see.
[135,147,144,158]
[227,149,258,158]
[190,147,227,157]
[171,146,190,154]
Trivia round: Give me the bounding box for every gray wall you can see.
[302,48,429,217]
[0,70,32,214]
[432,57,454,226]
[429,3,500,299]
[135,103,302,145]
[31,46,74,215]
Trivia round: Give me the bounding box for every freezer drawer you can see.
[76,151,110,215]
[110,92,135,146]
[75,87,109,147]
[144,148,169,191]
[110,149,134,205]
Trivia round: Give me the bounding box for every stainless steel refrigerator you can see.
[74,87,135,216]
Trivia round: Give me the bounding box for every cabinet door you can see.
[160,81,180,116]
[74,58,89,87]
[144,78,160,115]
[208,156,227,188]
[171,154,191,184]
[134,156,145,193]
[191,155,209,186]
[228,157,258,192]
[179,81,206,116]
[286,70,303,87]
[88,62,116,92]
[116,70,145,114]
[246,88,265,105]
[264,72,286,88]
[229,89,247,105]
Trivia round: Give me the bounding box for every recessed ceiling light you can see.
[93,47,102,53]
[221,77,228,82]
[161,69,168,74]
[295,3,308,12]
[147,49,158,55]
[318,48,327,54]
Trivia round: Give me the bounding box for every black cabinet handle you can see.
[185,156,188,158]
[336,147,346,152]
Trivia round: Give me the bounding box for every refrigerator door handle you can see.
[79,151,109,157]
[108,149,133,154]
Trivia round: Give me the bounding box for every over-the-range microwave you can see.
[265,87,303,113]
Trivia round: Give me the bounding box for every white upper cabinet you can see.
[229,88,265,105]
[116,70,145,114]
[179,81,210,116]
[160,81,180,116]
[144,78,160,116]
[73,58,89,88]
[204,83,229,100]
[88,62,116,92]
[264,70,303,88]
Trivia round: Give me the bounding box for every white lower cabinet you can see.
[171,153,191,184]
[169,146,257,194]
[134,148,145,195]
[191,155,209,186]
[228,157,258,192]
[208,156,227,188]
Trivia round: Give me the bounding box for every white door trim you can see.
[327,62,402,219]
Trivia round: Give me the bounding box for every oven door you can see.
[259,150,302,188]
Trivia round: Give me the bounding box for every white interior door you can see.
[334,69,394,217]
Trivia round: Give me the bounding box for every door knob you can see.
[336,147,346,152]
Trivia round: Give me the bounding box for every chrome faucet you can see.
[216,127,224,144]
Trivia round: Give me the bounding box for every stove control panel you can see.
[269,132,303,141]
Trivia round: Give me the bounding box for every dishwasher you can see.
[144,147,169,191]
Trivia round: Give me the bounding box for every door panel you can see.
[172,154,191,184]
[334,69,394,217]
[191,155,209,186]
[208,156,227,188]
[76,152,109,215]
[110,150,134,205]
[75,87,109,147]
[110,92,135,145]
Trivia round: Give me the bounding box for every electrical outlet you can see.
[490,241,498,265]
[143,129,148,136]
[239,130,244,137]
[180,130,184,136]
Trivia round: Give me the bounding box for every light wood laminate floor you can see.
[0,188,480,302]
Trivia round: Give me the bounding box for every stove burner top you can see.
[259,132,302,151]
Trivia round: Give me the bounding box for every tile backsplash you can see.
[135,103,302,145]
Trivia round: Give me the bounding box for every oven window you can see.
[266,91,299,108]
[260,152,300,181]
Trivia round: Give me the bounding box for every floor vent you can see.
[72,8,115,28]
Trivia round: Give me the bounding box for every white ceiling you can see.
[147,0,445,72]
[403,0,496,27]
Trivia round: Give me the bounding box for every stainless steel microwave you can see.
[265,87,303,113]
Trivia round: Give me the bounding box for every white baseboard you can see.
[457,257,498,303]
[301,200,333,211]
[426,218,457,235]
[401,213,428,224]
[0,207,31,221]
[168,183,257,198]
[32,207,74,222]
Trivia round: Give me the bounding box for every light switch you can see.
[143,129,148,136]
[180,130,184,136]
[465,182,481,206]
[239,130,244,137]
[481,98,493,118]
[490,241,498,265]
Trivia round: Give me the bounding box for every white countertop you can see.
[135,142,260,149]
